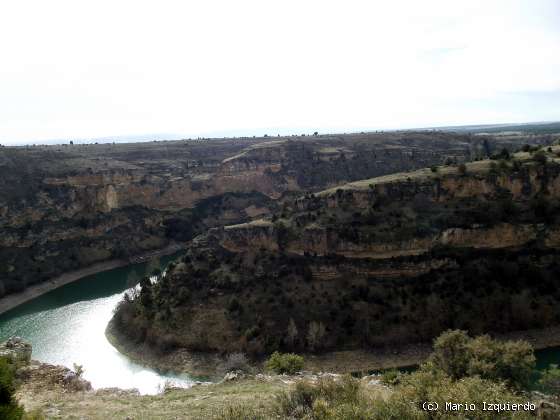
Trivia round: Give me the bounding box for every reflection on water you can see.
[0,253,197,395]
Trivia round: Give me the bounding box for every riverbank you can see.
[107,321,560,378]
[0,243,183,316]
[106,319,226,380]
[105,320,427,376]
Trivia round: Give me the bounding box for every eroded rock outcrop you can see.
[0,337,92,393]
[0,336,32,365]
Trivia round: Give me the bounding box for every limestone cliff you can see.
[0,131,554,298]
[112,146,560,355]
[215,153,560,258]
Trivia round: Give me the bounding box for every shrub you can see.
[380,369,403,386]
[430,329,471,379]
[275,376,371,419]
[212,404,269,420]
[244,326,260,341]
[492,147,510,160]
[385,368,534,419]
[73,363,84,378]
[227,297,242,313]
[0,357,24,420]
[534,150,547,164]
[265,352,304,374]
[498,159,510,172]
[539,364,560,396]
[429,330,535,389]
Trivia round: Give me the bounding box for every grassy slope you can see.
[17,378,287,419]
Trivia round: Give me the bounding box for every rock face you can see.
[0,337,93,393]
[0,336,32,365]
[18,361,93,393]
[112,148,560,355]
[0,132,554,298]
[216,158,560,258]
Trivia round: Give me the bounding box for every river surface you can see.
[0,254,199,395]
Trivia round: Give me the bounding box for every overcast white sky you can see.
[1,0,559,144]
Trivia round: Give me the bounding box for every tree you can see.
[286,318,299,349]
[306,321,326,351]
[73,363,84,377]
[139,277,153,310]
[500,147,510,160]
[483,138,491,156]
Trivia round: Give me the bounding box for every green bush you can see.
[429,330,535,389]
[380,369,403,386]
[0,357,24,420]
[275,376,373,419]
[383,368,534,419]
[539,364,560,396]
[533,150,547,164]
[265,352,304,374]
[270,369,536,420]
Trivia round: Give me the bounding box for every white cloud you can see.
[0,0,558,144]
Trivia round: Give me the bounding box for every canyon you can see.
[111,143,560,360]
[2,130,552,299]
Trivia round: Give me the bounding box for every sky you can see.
[0,0,559,145]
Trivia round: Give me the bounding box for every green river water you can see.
[0,254,558,394]
[0,253,198,395]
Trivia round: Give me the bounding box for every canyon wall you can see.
[0,132,554,297]
[111,148,560,355]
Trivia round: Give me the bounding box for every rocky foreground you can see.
[1,337,389,419]
[3,336,560,419]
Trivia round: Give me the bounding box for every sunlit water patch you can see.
[0,254,197,395]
